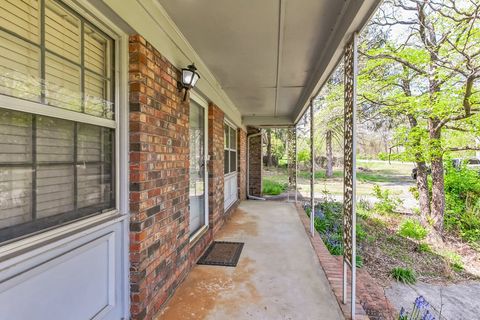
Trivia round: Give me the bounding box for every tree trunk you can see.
[266,129,273,167]
[415,161,431,219]
[406,115,431,219]
[326,130,333,178]
[429,120,445,233]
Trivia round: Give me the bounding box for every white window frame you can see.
[189,90,209,243]
[224,119,238,177]
[0,0,129,258]
[224,119,238,210]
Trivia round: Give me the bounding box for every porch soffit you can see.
[158,0,382,127]
[102,0,381,128]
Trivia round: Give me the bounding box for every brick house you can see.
[0,1,380,319]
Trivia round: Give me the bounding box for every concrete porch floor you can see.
[157,200,344,320]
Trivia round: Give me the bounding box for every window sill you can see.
[224,171,237,178]
[0,210,127,261]
[189,224,209,245]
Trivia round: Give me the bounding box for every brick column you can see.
[129,35,190,320]
[238,129,247,201]
[207,104,225,234]
[247,127,262,197]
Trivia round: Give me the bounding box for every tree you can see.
[360,0,480,233]
[314,65,344,178]
[266,129,273,167]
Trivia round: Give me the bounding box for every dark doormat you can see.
[197,241,244,267]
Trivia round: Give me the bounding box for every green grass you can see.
[441,250,464,272]
[357,171,393,182]
[391,267,416,284]
[417,243,431,253]
[262,179,287,195]
[298,170,343,180]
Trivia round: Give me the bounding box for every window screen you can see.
[0,0,115,243]
[224,123,237,174]
[0,0,114,119]
[0,109,114,242]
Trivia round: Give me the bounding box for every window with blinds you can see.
[224,123,237,174]
[0,0,114,118]
[0,0,115,243]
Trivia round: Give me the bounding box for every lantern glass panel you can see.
[182,69,194,86]
[191,73,199,87]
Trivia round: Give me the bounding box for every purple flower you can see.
[421,310,435,320]
[400,296,435,320]
[414,296,429,309]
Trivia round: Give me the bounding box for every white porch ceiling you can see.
[158,0,381,126]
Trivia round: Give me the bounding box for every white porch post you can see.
[342,32,358,319]
[310,101,315,237]
[295,126,298,203]
[287,126,297,203]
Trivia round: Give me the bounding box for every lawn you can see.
[292,160,480,319]
[303,193,480,282]
[264,160,416,211]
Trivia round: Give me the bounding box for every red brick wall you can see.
[238,129,247,200]
[129,34,246,320]
[248,127,262,196]
[129,35,190,320]
[208,104,225,234]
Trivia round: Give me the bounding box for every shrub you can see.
[262,179,287,195]
[398,219,428,240]
[356,223,367,241]
[297,149,310,163]
[356,255,363,268]
[417,243,431,253]
[372,184,402,214]
[391,267,416,284]
[357,198,372,218]
[409,185,420,201]
[444,162,480,243]
[304,200,365,265]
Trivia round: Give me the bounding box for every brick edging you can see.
[294,204,398,320]
[295,204,367,320]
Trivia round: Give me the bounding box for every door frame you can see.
[189,91,209,241]
[223,119,238,211]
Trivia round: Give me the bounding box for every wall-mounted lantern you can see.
[178,63,200,101]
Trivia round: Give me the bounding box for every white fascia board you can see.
[292,0,382,124]
[102,0,245,130]
[243,116,294,128]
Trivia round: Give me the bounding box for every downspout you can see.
[247,132,265,200]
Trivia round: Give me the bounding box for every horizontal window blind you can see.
[84,25,109,77]
[0,108,114,242]
[0,0,116,243]
[0,0,114,120]
[0,109,33,230]
[45,0,81,63]
[224,123,237,174]
[0,30,40,101]
[45,53,82,111]
[0,0,40,43]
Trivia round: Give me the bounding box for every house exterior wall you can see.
[129,34,244,319]
[128,34,191,319]
[207,104,225,235]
